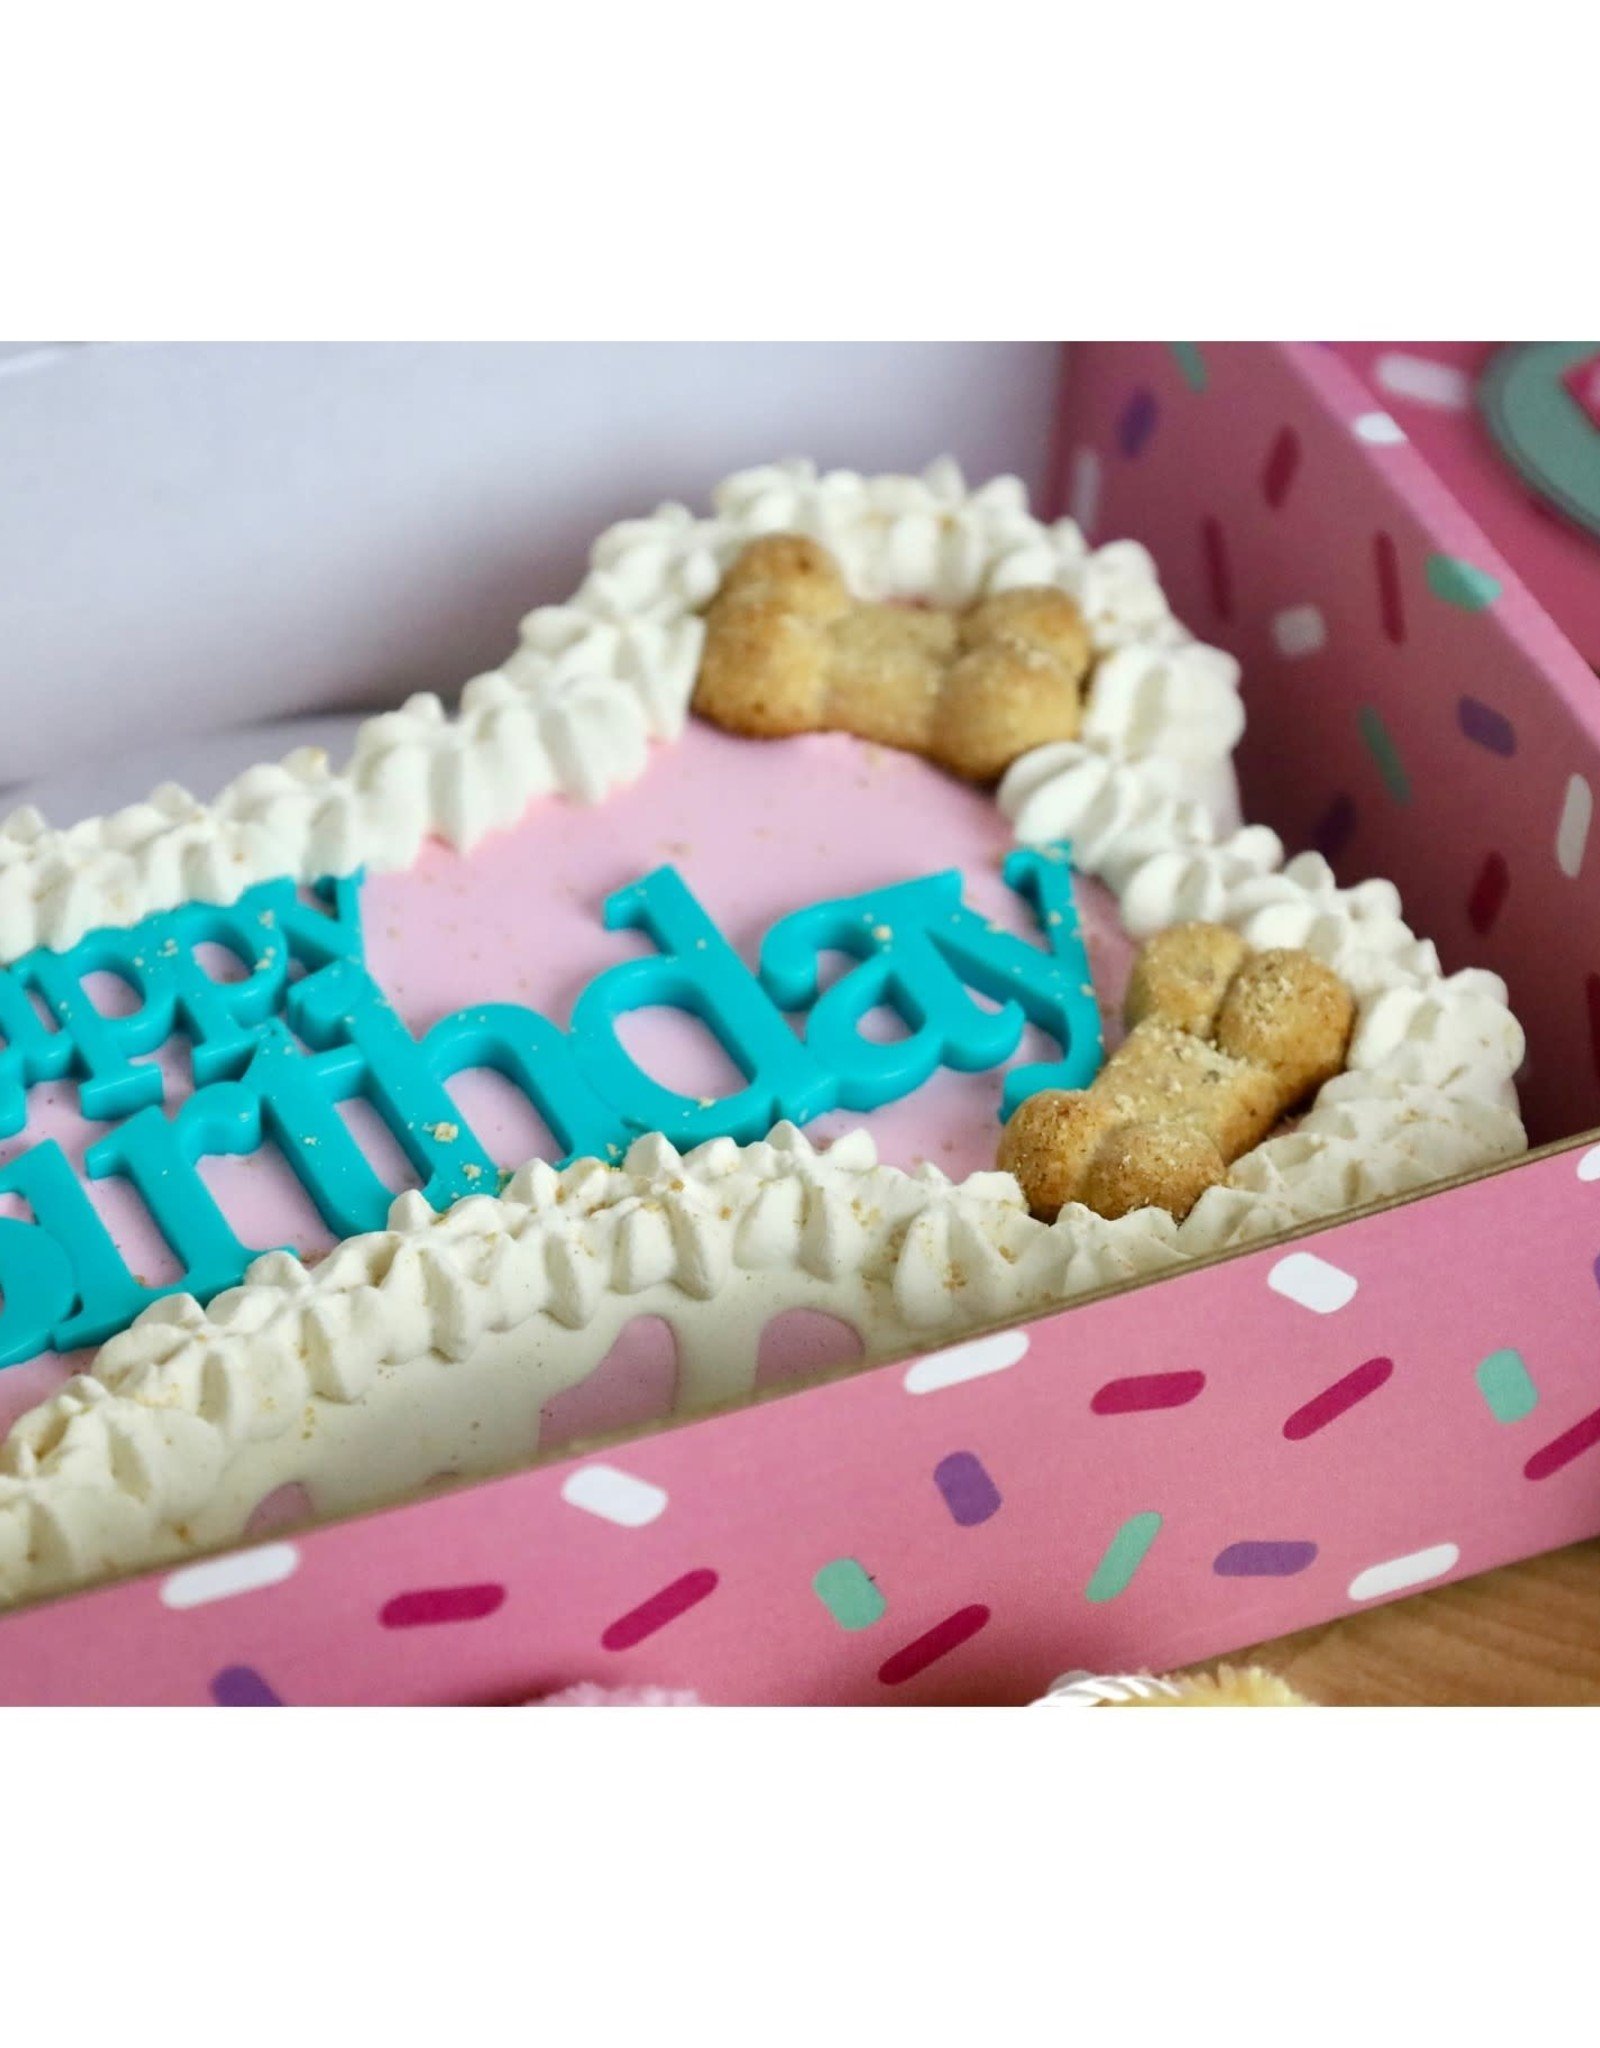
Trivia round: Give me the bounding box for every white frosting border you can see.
[0,460,1527,1606]
[1032,1670,1188,1707]
[0,457,1239,959]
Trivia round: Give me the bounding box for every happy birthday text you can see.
[0,847,1100,1366]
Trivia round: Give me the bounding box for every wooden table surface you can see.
[1195,1539,1600,1705]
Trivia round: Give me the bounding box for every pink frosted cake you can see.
[0,460,1528,1606]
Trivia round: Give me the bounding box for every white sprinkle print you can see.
[1271,605,1327,659]
[1267,1251,1359,1315]
[1353,410,1407,446]
[1557,773,1593,879]
[1348,1542,1460,1603]
[904,1329,1030,1395]
[560,1463,668,1528]
[1069,446,1101,538]
[161,1542,300,1610]
[1373,354,1472,410]
[1576,1145,1600,1183]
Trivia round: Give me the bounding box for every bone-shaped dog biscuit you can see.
[998,922,1356,1222]
[694,534,1092,782]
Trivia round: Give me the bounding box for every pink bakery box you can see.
[2,339,1600,1706]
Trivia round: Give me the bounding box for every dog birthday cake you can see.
[0,459,1529,1606]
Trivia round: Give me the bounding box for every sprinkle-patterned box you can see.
[1062,343,1600,1151]
[3,340,1600,1704]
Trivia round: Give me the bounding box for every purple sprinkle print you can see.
[933,1451,1002,1527]
[1213,1541,1318,1578]
[211,1665,283,1706]
[1312,793,1357,864]
[1117,388,1159,459]
[1457,697,1517,758]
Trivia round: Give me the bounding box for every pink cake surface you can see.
[0,720,1132,1440]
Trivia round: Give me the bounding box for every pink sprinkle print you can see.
[380,1583,507,1628]
[1283,1356,1394,1440]
[877,1604,991,1686]
[601,1569,719,1651]
[1373,531,1406,645]
[1525,1407,1600,1482]
[1091,1370,1206,1415]
[1586,976,1600,1087]
[1261,426,1300,510]
[1200,515,1233,621]
[1467,852,1510,936]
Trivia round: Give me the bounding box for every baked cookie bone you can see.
[998,922,1356,1222]
[693,533,1092,782]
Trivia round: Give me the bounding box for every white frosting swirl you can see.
[1032,1670,1186,1708]
[998,745,1214,878]
[1178,1075,1526,1256]
[1081,642,1245,766]
[0,666,678,958]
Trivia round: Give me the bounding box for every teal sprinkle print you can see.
[1169,343,1208,393]
[812,1558,886,1631]
[1426,554,1502,611]
[1358,706,1412,805]
[1476,1348,1539,1424]
[1086,1511,1163,1603]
